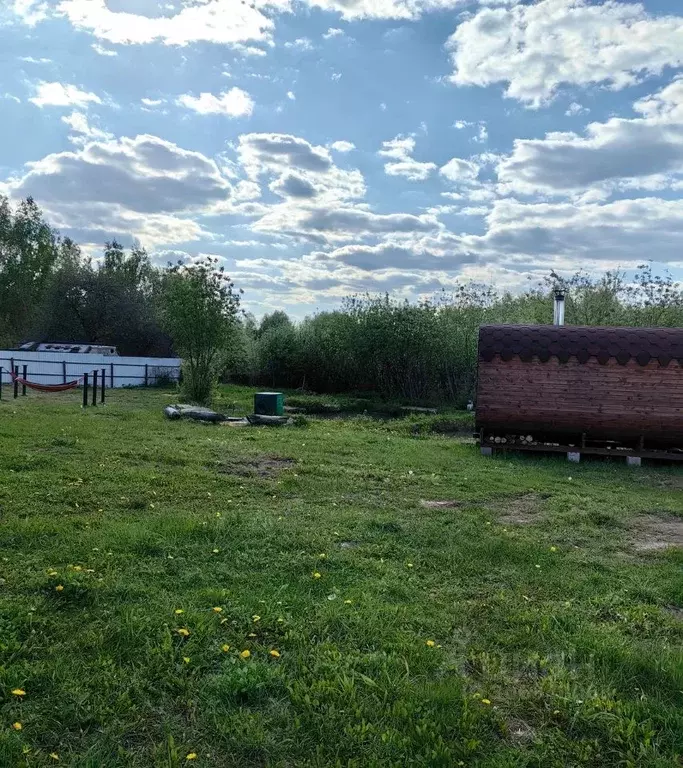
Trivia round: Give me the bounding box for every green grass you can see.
[0,385,682,767]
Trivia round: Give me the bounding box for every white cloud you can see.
[379,135,436,181]
[6,134,232,248]
[20,55,51,64]
[61,111,113,145]
[439,157,480,184]
[232,43,268,57]
[566,102,589,117]
[497,77,683,194]
[330,140,355,152]
[307,0,467,21]
[447,0,683,107]
[91,42,117,56]
[285,37,314,51]
[11,0,47,25]
[176,88,254,118]
[54,0,283,47]
[331,72,342,81]
[323,27,344,38]
[141,98,164,107]
[287,91,296,101]
[30,81,102,108]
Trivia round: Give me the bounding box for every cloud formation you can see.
[30,81,102,108]
[379,135,436,181]
[177,88,254,117]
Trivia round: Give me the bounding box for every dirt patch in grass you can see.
[493,494,547,526]
[630,515,683,552]
[420,499,464,509]
[664,605,683,621]
[217,455,295,478]
[504,718,537,745]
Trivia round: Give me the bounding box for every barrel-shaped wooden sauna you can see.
[476,325,683,457]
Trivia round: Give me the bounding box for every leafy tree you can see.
[159,257,241,404]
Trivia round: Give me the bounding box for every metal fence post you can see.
[82,373,89,408]
[21,365,27,396]
[101,368,106,404]
[14,366,19,399]
[144,363,149,387]
[92,369,98,406]
[62,360,67,384]
[110,362,114,389]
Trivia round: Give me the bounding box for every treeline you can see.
[2,196,682,405]
[233,269,683,405]
[0,196,172,356]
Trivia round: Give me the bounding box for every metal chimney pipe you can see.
[553,290,565,326]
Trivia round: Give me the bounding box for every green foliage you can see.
[0,386,681,766]
[236,268,683,404]
[159,256,241,405]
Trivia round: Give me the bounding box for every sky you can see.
[2,0,683,318]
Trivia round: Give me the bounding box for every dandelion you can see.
[481,698,492,705]
[269,649,281,658]
[407,563,413,568]
[252,614,260,622]
[221,644,230,652]
[11,689,25,697]
[550,546,557,552]
[183,657,191,664]
[177,628,190,637]
[49,754,59,761]
[312,572,321,579]
[12,722,22,731]
[344,600,352,605]
[277,617,284,623]
[240,649,251,659]
[212,549,219,554]
[319,553,326,560]
[55,585,64,592]
[175,609,184,615]
[212,607,222,613]
[186,753,197,761]
[535,564,541,569]
[248,633,257,638]
[426,640,436,647]
[48,570,58,577]
[73,566,82,572]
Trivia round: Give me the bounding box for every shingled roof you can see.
[478,325,683,367]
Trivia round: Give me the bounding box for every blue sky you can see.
[2,0,683,317]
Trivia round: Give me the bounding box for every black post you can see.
[62,360,67,384]
[144,363,149,387]
[101,368,106,404]
[92,369,98,406]
[14,366,19,399]
[22,365,27,396]
[82,373,89,408]
[110,362,114,389]
[0,367,3,400]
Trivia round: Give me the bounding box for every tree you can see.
[159,257,241,404]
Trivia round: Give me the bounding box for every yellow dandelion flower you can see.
[177,628,190,637]
[344,600,352,605]
[550,546,557,552]
[221,644,230,652]
[248,633,257,638]
[182,656,191,663]
[252,615,260,622]
[174,609,184,615]
[12,722,22,731]
[48,570,58,577]
[269,649,280,658]
[55,585,64,592]
[186,753,197,760]
[535,564,541,569]
[277,617,284,623]
[407,563,413,568]
[49,753,59,761]
[11,689,25,697]
[426,640,436,647]
[240,649,251,659]
[73,566,82,572]
[212,549,219,554]
[319,553,326,560]
[481,698,492,705]
[212,607,222,613]
[312,572,321,579]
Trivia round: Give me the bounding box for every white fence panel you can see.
[0,351,181,388]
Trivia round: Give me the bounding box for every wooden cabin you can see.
[476,324,683,462]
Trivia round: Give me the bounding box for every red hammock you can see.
[9,370,82,393]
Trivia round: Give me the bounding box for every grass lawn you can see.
[0,385,682,767]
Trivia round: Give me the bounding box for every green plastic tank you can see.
[254,392,284,416]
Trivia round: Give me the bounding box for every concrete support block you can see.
[481,446,493,457]
[567,452,581,463]
[626,456,642,467]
